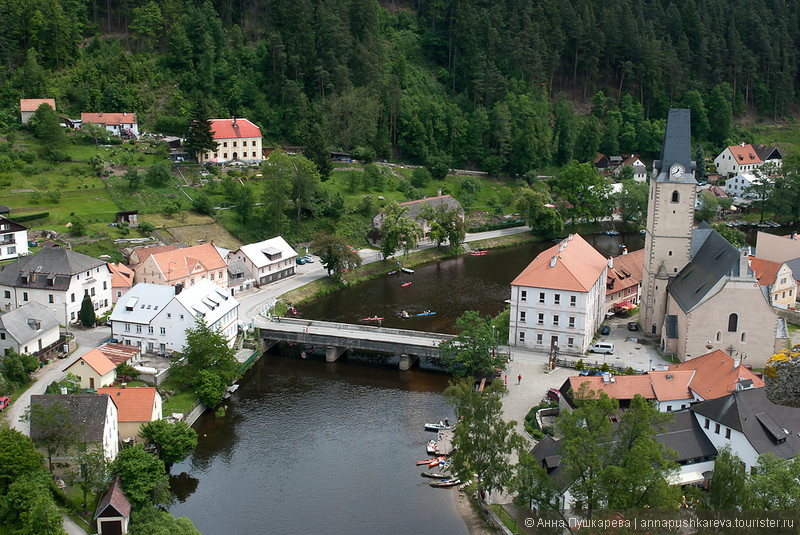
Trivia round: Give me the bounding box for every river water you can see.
[166,231,646,533]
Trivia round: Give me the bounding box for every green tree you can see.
[82,122,109,145]
[171,317,238,388]
[445,379,523,502]
[110,445,170,510]
[550,161,611,222]
[234,184,255,225]
[438,311,506,378]
[377,202,422,259]
[574,116,601,163]
[263,151,320,234]
[184,103,218,159]
[194,369,225,408]
[512,450,568,530]
[711,223,746,248]
[707,84,733,146]
[421,204,466,251]
[410,167,431,189]
[141,420,198,465]
[129,507,201,535]
[26,400,81,474]
[616,180,649,226]
[0,429,45,493]
[709,445,751,509]
[694,145,707,182]
[516,188,563,239]
[125,167,141,190]
[31,103,66,160]
[304,122,333,180]
[695,192,720,224]
[79,291,95,327]
[67,446,109,513]
[4,472,66,535]
[749,453,800,509]
[146,161,172,187]
[130,1,163,51]
[311,233,362,280]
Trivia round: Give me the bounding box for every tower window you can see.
[728,313,738,332]
[671,191,680,203]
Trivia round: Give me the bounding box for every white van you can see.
[590,342,614,354]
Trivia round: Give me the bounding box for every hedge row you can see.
[467,219,526,233]
[8,212,49,223]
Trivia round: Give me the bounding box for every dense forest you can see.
[1,0,798,175]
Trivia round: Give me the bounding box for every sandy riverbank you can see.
[454,488,497,534]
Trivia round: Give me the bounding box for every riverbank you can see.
[455,489,497,534]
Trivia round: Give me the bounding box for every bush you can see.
[410,167,431,188]
[575,359,585,370]
[139,221,155,233]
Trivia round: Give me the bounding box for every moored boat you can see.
[416,457,440,465]
[469,250,488,256]
[401,267,414,274]
[603,229,620,236]
[361,316,384,322]
[429,478,461,488]
[401,281,412,287]
[428,456,445,467]
[424,420,450,431]
[421,472,448,479]
[426,440,438,455]
[416,310,436,317]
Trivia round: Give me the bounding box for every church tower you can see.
[640,109,696,336]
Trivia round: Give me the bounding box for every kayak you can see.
[362,316,384,322]
[416,311,436,317]
[401,281,412,287]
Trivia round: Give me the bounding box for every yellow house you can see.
[749,257,796,309]
[98,387,162,443]
[65,348,117,390]
[199,118,262,164]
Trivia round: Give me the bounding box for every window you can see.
[7,246,14,255]
[211,273,215,281]
[554,294,561,305]
[180,314,184,320]
[725,428,731,439]
[567,337,574,348]
[553,315,559,326]
[715,423,720,434]
[103,281,107,289]
[539,292,545,304]
[671,190,680,203]
[667,405,672,411]
[519,311,526,323]
[520,290,527,301]
[125,323,131,332]
[536,333,543,344]
[90,287,95,296]
[727,313,738,332]
[136,325,142,333]
[22,292,28,302]
[252,152,256,157]
[716,331,721,342]
[160,327,166,335]
[568,316,575,328]
[781,277,787,284]
[570,295,576,306]
[243,140,248,147]
[167,313,171,318]
[48,294,54,303]
[538,313,544,325]
[3,290,9,299]
[519,332,525,342]
[71,293,76,303]
[782,291,786,298]
[741,332,746,343]
[148,326,153,334]
[233,141,237,147]
[223,141,228,147]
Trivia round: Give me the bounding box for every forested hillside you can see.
[1,0,798,174]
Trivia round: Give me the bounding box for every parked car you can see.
[302,255,314,263]
[627,322,639,331]
[600,325,611,335]
[296,257,307,265]
[546,388,560,401]
[0,396,9,412]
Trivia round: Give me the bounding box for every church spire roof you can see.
[653,108,696,184]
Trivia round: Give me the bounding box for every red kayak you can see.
[401,281,412,287]
[362,316,384,322]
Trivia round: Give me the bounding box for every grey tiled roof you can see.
[691,388,800,459]
[653,108,696,184]
[29,394,112,443]
[655,411,716,463]
[0,301,60,345]
[0,247,107,290]
[530,435,572,493]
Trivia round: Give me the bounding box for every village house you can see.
[198,118,262,164]
[29,394,120,469]
[226,258,256,295]
[723,171,766,200]
[128,245,177,266]
[94,476,131,535]
[667,349,764,401]
[0,301,61,361]
[80,112,139,138]
[19,98,55,124]
[604,247,644,311]
[612,154,647,182]
[109,280,239,355]
[713,143,763,178]
[748,256,796,308]
[227,236,297,288]
[0,215,28,261]
[754,231,800,263]
[509,233,608,354]
[133,242,227,290]
[97,386,162,443]
[752,144,783,169]
[65,348,119,390]
[108,263,135,304]
[369,195,465,246]
[0,247,112,323]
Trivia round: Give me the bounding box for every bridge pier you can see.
[326,346,348,362]
[398,353,419,371]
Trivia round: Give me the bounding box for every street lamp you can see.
[649,358,652,371]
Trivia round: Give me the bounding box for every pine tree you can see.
[79,292,95,327]
[184,103,218,159]
[304,122,333,180]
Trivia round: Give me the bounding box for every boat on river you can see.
[469,250,488,256]
[416,457,442,466]
[421,472,449,479]
[429,478,461,488]
[426,440,438,455]
[362,316,384,322]
[424,420,450,431]
[401,281,412,287]
[401,267,414,274]
[603,229,620,236]
[416,310,436,317]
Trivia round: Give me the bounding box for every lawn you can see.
[160,377,199,418]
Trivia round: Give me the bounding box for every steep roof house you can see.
[80,112,139,138]
[612,154,647,182]
[108,263,135,304]
[20,98,56,124]
[198,118,262,164]
[509,234,608,354]
[133,242,227,290]
[714,143,763,178]
[227,236,297,288]
[748,256,796,308]
[0,247,112,323]
[29,394,119,469]
[0,215,29,261]
[752,144,783,168]
[0,301,61,362]
[94,476,131,535]
[98,387,162,443]
[605,247,644,310]
[64,348,118,390]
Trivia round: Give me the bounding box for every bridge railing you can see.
[258,316,456,343]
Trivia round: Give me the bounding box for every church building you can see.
[639,109,787,368]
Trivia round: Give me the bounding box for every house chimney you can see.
[568,234,573,241]
[738,248,749,277]
[550,256,557,268]
[608,256,613,269]
[740,142,745,147]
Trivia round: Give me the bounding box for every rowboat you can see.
[424,420,450,431]
[603,230,620,236]
[401,267,414,274]
[428,456,445,468]
[426,440,438,455]
[415,457,440,465]
[361,316,384,322]
[429,478,461,488]
[421,472,448,479]
[388,270,397,275]
[469,250,487,256]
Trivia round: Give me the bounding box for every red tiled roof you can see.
[210,118,261,139]
[108,263,134,289]
[130,245,177,265]
[94,476,131,521]
[606,248,644,296]
[648,370,695,400]
[148,243,226,284]
[568,375,655,400]
[81,112,138,126]
[98,387,158,422]
[20,98,56,112]
[748,256,782,287]
[668,349,764,400]
[511,234,608,292]
[727,144,762,165]
[75,348,116,376]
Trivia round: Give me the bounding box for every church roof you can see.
[668,227,741,313]
[654,108,696,184]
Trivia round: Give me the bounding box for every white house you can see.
[109,280,239,355]
[714,143,763,178]
[80,113,139,138]
[724,171,766,199]
[20,98,56,125]
[0,247,112,323]
[691,386,800,472]
[227,236,297,288]
[612,154,648,182]
[0,216,28,261]
[509,234,608,354]
[198,118,262,164]
[0,301,61,359]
